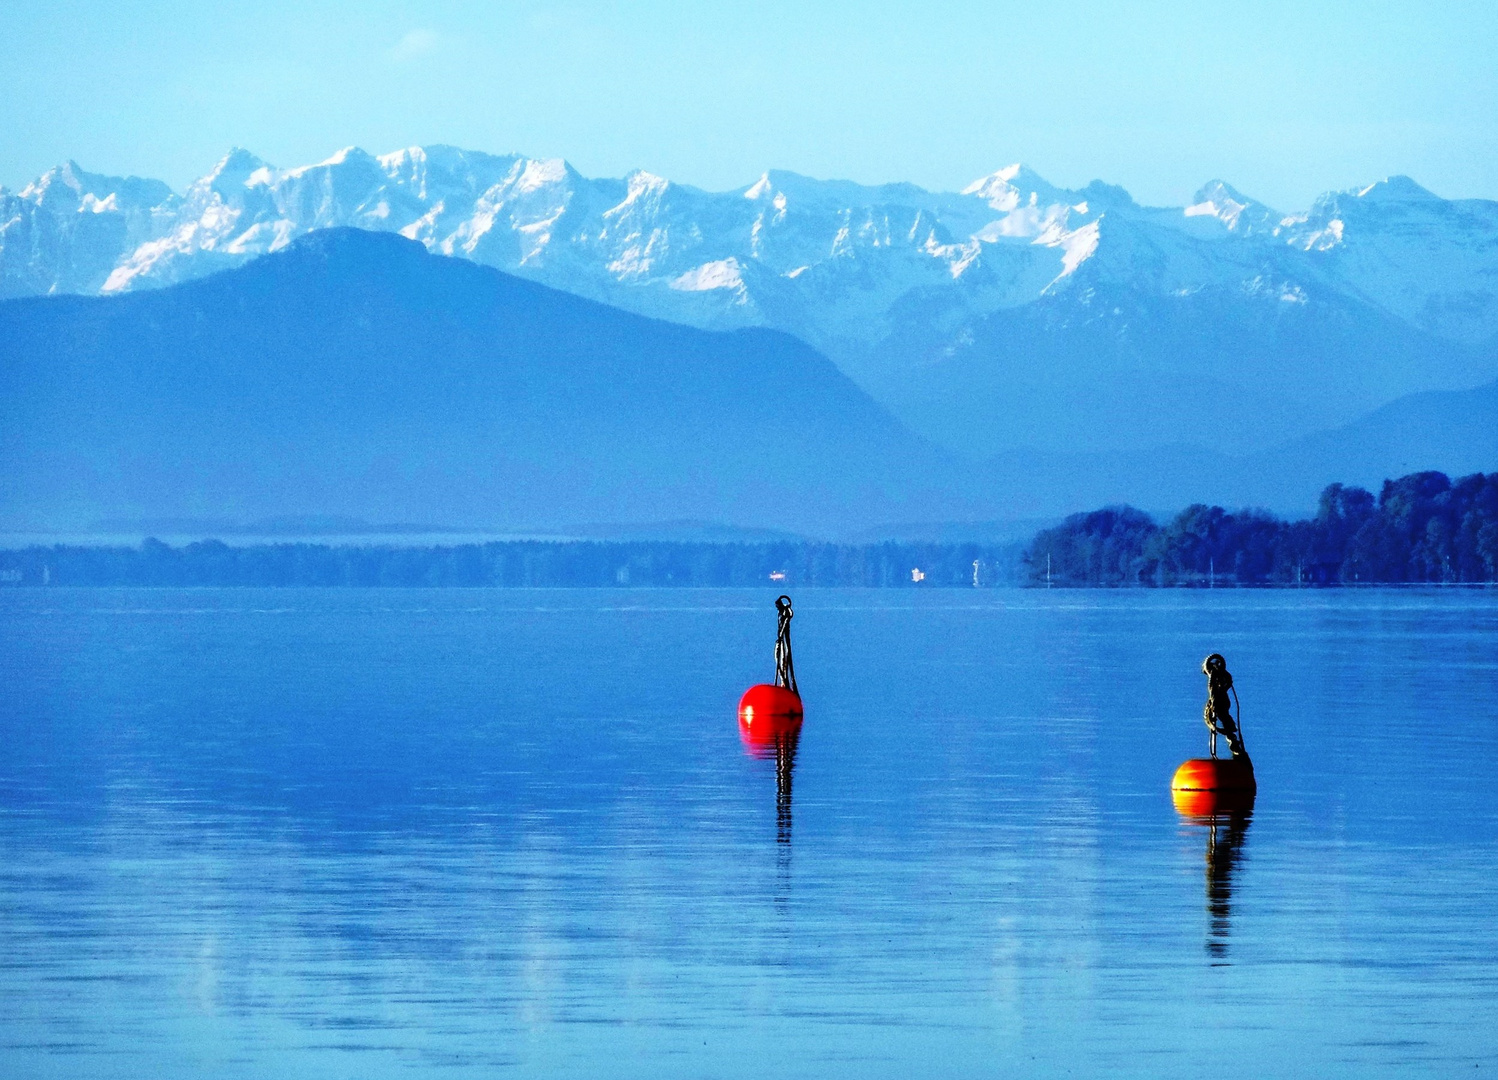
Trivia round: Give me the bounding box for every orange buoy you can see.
[1171,756,1256,793]
[1172,653,1257,814]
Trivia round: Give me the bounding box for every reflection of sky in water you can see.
[0,589,1495,1078]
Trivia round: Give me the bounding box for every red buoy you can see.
[739,682,802,721]
[739,595,803,742]
[738,685,802,755]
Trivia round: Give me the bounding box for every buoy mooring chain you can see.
[739,595,803,741]
[1172,653,1256,812]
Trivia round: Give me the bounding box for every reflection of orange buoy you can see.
[1172,785,1256,819]
[1171,756,1256,793]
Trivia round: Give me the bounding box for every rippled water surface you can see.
[2,588,1496,1078]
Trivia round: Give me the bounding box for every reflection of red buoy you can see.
[734,695,796,754]
[1171,757,1256,793]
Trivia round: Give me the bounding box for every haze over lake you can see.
[2,587,1494,1078]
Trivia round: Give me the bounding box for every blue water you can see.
[1,588,1496,1078]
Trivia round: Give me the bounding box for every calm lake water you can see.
[1,588,1495,1078]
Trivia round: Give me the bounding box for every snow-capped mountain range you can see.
[4,145,1496,459]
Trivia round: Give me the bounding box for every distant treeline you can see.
[8,470,1495,589]
[0,538,1020,588]
[1026,471,1498,586]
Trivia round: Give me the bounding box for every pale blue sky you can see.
[3,0,1495,209]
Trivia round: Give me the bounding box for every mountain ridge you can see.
[7,145,1494,345]
[3,144,1495,468]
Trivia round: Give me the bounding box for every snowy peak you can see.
[956,164,1092,254]
[18,160,174,214]
[1,160,177,297]
[20,161,99,208]
[1184,180,1277,234]
[316,145,367,168]
[512,156,575,192]
[737,170,934,215]
[1356,175,1440,202]
[1292,174,1448,233]
[961,163,1064,211]
[208,147,269,179]
[1273,174,1498,343]
[192,148,272,204]
[1191,179,1251,205]
[743,172,775,200]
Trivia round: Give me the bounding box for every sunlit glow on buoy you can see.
[1171,756,1256,793]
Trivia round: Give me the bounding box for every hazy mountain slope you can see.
[0,230,979,535]
[972,369,1498,517]
[871,253,1494,457]
[1246,373,1498,500]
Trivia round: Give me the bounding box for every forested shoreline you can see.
[1026,471,1498,586]
[0,538,1019,589]
[3,470,1495,588]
